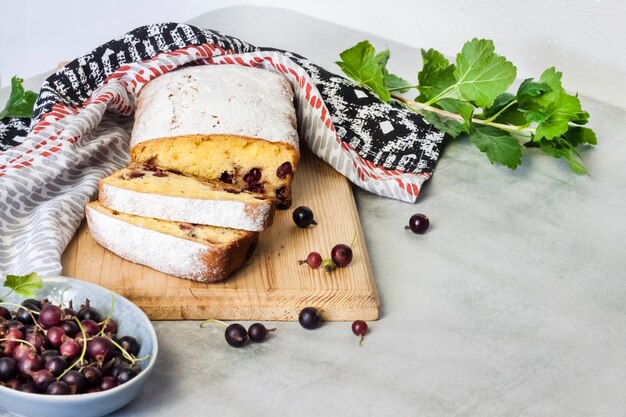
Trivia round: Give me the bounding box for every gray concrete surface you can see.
[2,7,625,417]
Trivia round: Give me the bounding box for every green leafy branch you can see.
[336,39,596,174]
[0,76,38,119]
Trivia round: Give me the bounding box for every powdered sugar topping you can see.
[86,204,221,282]
[131,65,299,150]
[100,182,272,231]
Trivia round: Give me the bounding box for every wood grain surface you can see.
[61,146,380,321]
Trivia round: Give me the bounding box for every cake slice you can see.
[98,164,276,232]
[85,201,258,283]
[130,64,300,209]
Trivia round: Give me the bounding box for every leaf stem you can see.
[483,99,518,123]
[393,95,535,139]
[423,85,456,107]
[387,85,419,92]
[0,289,14,302]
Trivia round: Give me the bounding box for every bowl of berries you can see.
[0,274,158,417]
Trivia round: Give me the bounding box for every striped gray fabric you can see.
[0,116,131,275]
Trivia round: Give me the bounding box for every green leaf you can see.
[336,41,390,102]
[484,93,515,117]
[536,67,563,104]
[0,76,38,119]
[453,39,517,108]
[421,110,467,139]
[534,93,583,140]
[483,93,527,125]
[539,139,589,175]
[3,272,43,298]
[437,98,474,124]
[517,78,550,98]
[374,49,390,67]
[374,48,413,93]
[469,125,522,169]
[571,110,590,125]
[516,68,576,133]
[417,48,456,102]
[563,126,597,146]
[384,72,412,93]
[522,109,549,124]
[563,151,588,175]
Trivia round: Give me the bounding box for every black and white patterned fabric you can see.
[0,23,444,276]
[277,50,443,173]
[0,117,31,151]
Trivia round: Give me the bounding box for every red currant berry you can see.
[299,252,322,269]
[351,320,368,346]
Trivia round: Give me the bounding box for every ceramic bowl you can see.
[0,276,158,417]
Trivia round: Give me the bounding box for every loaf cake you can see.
[85,201,258,283]
[130,65,300,209]
[98,164,276,231]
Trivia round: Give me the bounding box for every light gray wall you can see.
[1,0,623,107]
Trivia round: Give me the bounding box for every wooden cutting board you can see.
[61,146,380,321]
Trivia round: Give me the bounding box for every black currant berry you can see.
[46,380,70,395]
[117,335,141,356]
[292,206,317,228]
[405,213,430,234]
[225,324,248,348]
[0,357,18,381]
[21,299,42,310]
[18,382,39,393]
[77,299,102,322]
[116,367,139,385]
[331,244,353,267]
[248,323,276,343]
[298,307,322,330]
[15,307,35,325]
[38,304,63,329]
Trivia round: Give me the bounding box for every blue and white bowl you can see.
[0,276,158,417]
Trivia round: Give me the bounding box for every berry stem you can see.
[350,231,357,248]
[57,317,88,381]
[96,291,115,337]
[199,318,229,328]
[109,337,142,365]
[58,286,71,310]
[359,335,364,347]
[311,220,318,226]
[0,338,37,350]
[0,301,41,323]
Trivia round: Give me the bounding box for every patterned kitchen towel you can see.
[0,23,444,276]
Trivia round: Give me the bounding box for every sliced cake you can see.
[85,201,258,283]
[98,164,276,232]
[130,64,300,209]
